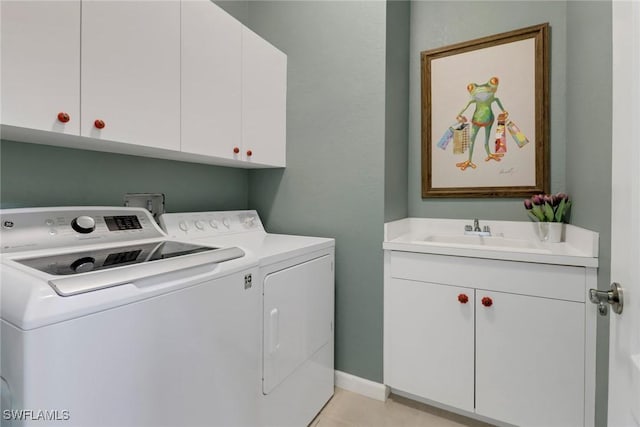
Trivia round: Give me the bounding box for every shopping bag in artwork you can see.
[437,125,455,150]
[452,123,469,155]
[495,112,508,153]
[506,120,530,147]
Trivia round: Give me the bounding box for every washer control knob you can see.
[71,257,96,273]
[71,216,96,234]
[209,219,218,229]
[178,221,189,232]
[194,220,204,230]
[222,217,230,229]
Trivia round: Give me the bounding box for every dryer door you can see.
[263,254,333,394]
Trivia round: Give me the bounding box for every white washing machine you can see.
[0,207,262,427]
[159,210,335,427]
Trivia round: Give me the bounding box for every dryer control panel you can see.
[159,210,264,239]
[0,207,164,253]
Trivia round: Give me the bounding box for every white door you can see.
[263,255,333,394]
[181,0,242,160]
[242,27,287,167]
[81,0,180,150]
[1,0,80,134]
[608,2,640,426]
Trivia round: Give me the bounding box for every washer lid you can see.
[16,241,217,276]
[13,242,245,297]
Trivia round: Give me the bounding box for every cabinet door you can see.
[1,0,80,134]
[242,27,287,167]
[181,1,242,160]
[80,0,180,150]
[384,278,474,412]
[476,291,585,426]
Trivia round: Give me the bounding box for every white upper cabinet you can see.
[1,1,286,168]
[181,0,242,161]
[80,0,180,150]
[242,27,287,167]
[1,0,80,135]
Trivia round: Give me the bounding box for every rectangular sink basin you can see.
[421,234,551,253]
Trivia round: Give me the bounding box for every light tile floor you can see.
[310,388,494,427]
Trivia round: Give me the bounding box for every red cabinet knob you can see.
[481,297,493,307]
[233,147,240,154]
[94,119,105,129]
[246,150,253,157]
[458,293,469,304]
[57,112,70,123]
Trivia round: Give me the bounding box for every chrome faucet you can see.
[465,218,491,236]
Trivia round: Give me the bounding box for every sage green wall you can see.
[245,1,388,381]
[408,1,568,219]
[213,0,249,25]
[566,3,612,426]
[0,140,248,211]
[385,1,410,222]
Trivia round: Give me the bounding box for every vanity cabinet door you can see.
[384,278,474,412]
[80,0,180,150]
[475,290,585,427]
[181,0,242,161]
[1,0,80,134]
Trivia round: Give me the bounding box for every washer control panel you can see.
[0,207,163,253]
[159,210,264,239]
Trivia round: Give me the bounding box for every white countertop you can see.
[383,218,599,268]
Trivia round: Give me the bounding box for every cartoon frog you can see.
[455,77,508,170]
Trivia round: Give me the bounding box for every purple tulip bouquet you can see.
[524,193,571,223]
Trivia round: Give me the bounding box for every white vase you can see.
[547,222,564,243]
[537,222,549,241]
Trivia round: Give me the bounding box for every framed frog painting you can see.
[421,23,549,198]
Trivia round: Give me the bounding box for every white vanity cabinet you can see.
[81,0,181,151]
[1,0,81,135]
[383,218,599,427]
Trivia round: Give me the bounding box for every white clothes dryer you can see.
[1,207,261,427]
[159,210,335,427]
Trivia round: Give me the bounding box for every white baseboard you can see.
[334,370,390,402]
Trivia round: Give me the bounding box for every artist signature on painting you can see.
[499,168,516,175]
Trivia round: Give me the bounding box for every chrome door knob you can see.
[589,282,624,316]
